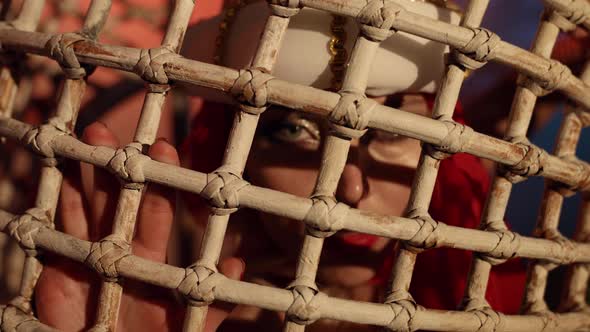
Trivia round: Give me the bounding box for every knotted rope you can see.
[177,264,226,305]
[7,208,48,256]
[404,211,445,253]
[548,0,589,31]
[134,47,176,85]
[537,228,577,267]
[9,296,31,315]
[424,120,474,160]
[269,0,301,17]
[286,285,327,325]
[21,118,68,160]
[0,305,37,332]
[106,142,150,189]
[540,60,571,92]
[45,33,88,79]
[85,234,131,281]
[549,11,579,32]
[303,195,348,238]
[519,59,571,97]
[500,138,547,183]
[476,220,521,265]
[357,0,403,41]
[330,92,378,139]
[559,156,590,193]
[200,170,249,215]
[230,69,274,113]
[470,307,502,332]
[536,311,559,331]
[453,28,501,70]
[384,291,421,332]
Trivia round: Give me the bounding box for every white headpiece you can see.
[192,0,461,97]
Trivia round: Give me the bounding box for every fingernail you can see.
[238,258,246,280]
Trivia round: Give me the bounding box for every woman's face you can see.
[245,93,429,286]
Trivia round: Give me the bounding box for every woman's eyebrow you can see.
[261,106,320,124]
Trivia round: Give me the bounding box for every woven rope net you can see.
[1,0,590,331]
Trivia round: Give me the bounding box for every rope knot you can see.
[286,285,326,325]
[477,220,520,265]
[537,229,577,267]
[384,294,420,332]
[7,208,47,255]
[0,305,37,331]
[201,169,249,214]
[566,157,590,192]
[134,47,175,84]
[548,11,578,32]
[231,69,274,110]
[454,28,501,70]
[45,33,88,78]
[9,295,31,315]
[550,0,589,30]
[269,0,301,17]
[106,143,149,187]
[500,138,547,183]
[85,235,130,281]
[303,196,348,237]
[177,264,225,305]
[518,60,570,97]
[465,299,502,332]
[541,59,571,92]
[516,75,551,97]
[536,311,559,331]
[428,120,473,158]
[357,0,403,41]
[330,92,377,139]
[22,119,68,159]
[404,211,444,253]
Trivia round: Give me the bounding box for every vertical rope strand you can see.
[283,18,385,331]
[386,0,490,315]
[181,3,298,332]
[529,61,590,315]
[462,6,568,322]
[90,1,195,330]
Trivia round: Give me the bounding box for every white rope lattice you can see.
[0,0,590,331]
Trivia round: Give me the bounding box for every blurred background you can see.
[0,0,588,309]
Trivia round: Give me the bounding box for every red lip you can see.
[338,232,380,247]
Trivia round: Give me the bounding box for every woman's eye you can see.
[269,117,321,147]
[274,123,306,141]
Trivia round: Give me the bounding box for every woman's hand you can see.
[35,122,245,331]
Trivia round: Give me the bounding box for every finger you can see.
[204,257,245,332]
[132,138,179,262]
[81,122,120,240]
[36,255,99,331]
[57,159,90,240]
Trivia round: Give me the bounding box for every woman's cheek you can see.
[247,139,321,197]
[246,154,320,252]
[249,165,318,198]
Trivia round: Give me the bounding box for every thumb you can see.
[203,257,245,332]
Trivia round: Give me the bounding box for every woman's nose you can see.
[335,163,365,207]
